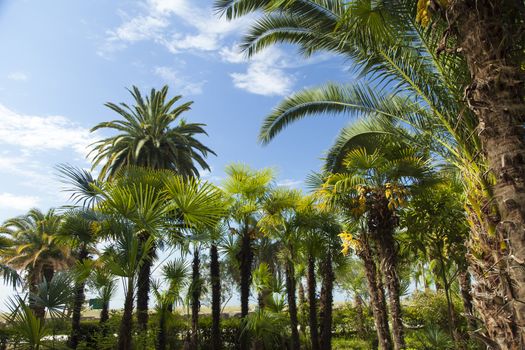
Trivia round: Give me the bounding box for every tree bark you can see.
[237,227,254,350]
[69,248,89,349]
[99,300,109,325]
[117,279,134,350]
[319,253,334,350]
[210,244,222,350]
[458,268,476,332]
[358,233,392,350]
[370,200,405,350]
[285,259,300,350]
[354,295,367,339]
[156,309,167,350]
[190,246,201,349]
[307,255,320,350]
[446,1,525,347]
[137,236,155,337]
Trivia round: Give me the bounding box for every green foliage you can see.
[332,338,372,350]
[403,290,464,331]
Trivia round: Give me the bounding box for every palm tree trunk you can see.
[99,300,110,325]
[354,295,367,339]
[319,253,334,350]
[307,255,320,350]
[446,1,525,347]
[156,308,167,350]
[358,234,392,350]
[457,268,476,332]
[210,244,222,350]
[285,259,300,350]
[238,227,253,350]
[190,246,201,349]
[117,279,134,350]
[69,248,89,349]
[370,200,405,350]
[137,236,155,337]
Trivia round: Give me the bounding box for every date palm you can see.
[0,209,72,319]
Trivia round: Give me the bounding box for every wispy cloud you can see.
[100,0,252,57]
[153,66,206,95]
[7,71,29,81]
[0,104,96,158]
[277,179,303,188]
[0,193,40,210]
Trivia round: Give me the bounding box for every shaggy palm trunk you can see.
[238,227,254,350]
[190,246,201,349]
[137,235,155,338]
[69,248,89,349]
[210,244,222,350]
[156,310,167,350]
[354,295,367,339]
[458,268,476,332]
[319,254,334,350]
[307,255,320,350]
[446,1,525,347]
[117,279,134,350]
[358,233,392,350]
[99,300,110,325]
[370,198,405,350]
[285,259,300,350]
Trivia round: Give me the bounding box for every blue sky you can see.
[0,0,353,307]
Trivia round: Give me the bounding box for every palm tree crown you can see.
[90,85,216,179]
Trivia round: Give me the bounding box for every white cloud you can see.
[0,104,96,158]
[153,66,206,95]
[229,47,295,96]
[100,0,252,56]
[277,179,303,188]
[219,45,246,64]
[0,193,40,210]
[7,72,29,81]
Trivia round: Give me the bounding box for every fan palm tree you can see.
[317,126,433,350]
[222,163,274,349]
[90,85,216,334]
[0,209,72,319]
[88,267,117,325]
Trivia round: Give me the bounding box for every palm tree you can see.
[89,85,216,335]
[215,1,522,345]
[222,163,274,349]
[88,267,117,325]
[0,209,72,319]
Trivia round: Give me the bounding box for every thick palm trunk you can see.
[238,227,254,349]
[370,200,405,350]
[319,254,334,350]
[307,255,320,350]
[285,259,300,350]
[99,300,110,325]
[358,234,392,350]
[190,247,201,349]
[117,279,134,350]
[210,244,222,350]
[446,1,525,347]
[137,236,155,337]
[69,249,89,349]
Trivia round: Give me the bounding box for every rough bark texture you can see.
[191,247,201,349]
[354,295,367,339]
[117,280,134,350]
[285,260,300,350]
[446,1,525,348]
[137,236,154,337]
[370,198,405,350]
[210,244,222,350]
[307,255,320,350]
[458,268,477,332]
[319,254,334,350]
[69,249,88,349]
[358,233,392,350]
[238,227,253,350]
[99,300,109,325]
[156,311,167,350]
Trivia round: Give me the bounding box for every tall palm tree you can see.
[88,267,117,325]
[222,164,274,349]
[0,209,72,319]
[89,85,216,334]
